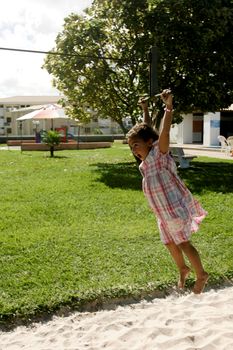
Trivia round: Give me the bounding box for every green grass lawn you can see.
[0,143,233,326]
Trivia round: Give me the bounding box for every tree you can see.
[41,130,61,157]
[44,1,151,133]
[146,0,233,114]
[43,0,233,131]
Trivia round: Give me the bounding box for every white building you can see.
[1,96,232,145]
[0,96,123,140]
[0,96,61,136]
[171,107,233,146]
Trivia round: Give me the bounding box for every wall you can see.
[176,114,193,144]
[203,112,220,146]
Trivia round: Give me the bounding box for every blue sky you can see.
[0,0,93,97]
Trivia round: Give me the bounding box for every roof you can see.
[0,96,61,106]
[11,104,62,113]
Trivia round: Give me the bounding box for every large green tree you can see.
[44,0,233,131]
[44,0,149,133]
[146,0,233,114]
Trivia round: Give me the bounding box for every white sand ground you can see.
[1,285,233,350]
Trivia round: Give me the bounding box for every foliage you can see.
[44,1,149,133]
[146,0,233,114]
[0,144,233,326]
[41,130,61,157]
[44,0,233,132]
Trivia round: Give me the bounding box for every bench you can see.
[170,146,197,168]
[7,140,34,146]
[20,141,112,151]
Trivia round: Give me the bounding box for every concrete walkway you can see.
[1,144,233,161]
[0,146,21,151]
[180,144,233,160]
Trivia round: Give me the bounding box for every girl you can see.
[127,90,208,294]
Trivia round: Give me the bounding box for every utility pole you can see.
[149,46,159,97]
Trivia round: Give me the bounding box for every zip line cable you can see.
[0,46,148,63]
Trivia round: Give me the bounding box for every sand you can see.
[1,286,233,350]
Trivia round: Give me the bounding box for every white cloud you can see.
[0,0,93,97]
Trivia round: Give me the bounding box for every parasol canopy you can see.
[16,104,69,128]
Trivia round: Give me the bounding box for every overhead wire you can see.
[0,46,148,63]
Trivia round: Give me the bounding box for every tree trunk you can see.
[50,146,54,157]
[117,119,128,135]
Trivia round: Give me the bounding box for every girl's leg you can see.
[178,241,208,294]
[166,242,191,289]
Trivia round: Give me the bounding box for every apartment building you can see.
[0,96,123,140]
[1,95,232,146]
[0,96,60,136]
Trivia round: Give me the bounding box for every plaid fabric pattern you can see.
[139,142,207,245]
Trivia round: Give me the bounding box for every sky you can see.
[0,0,93,98]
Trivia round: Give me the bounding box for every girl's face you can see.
[128,137,153,161]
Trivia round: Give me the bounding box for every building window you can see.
[84,127,91,134]
[6,128,12,134]
[6,117,12,124]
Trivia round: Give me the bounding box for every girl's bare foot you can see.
[178,266,191,289]
[193,272,209,294]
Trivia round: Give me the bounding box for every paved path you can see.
[1,144,233,161]
[181,144,233,160]
[0,146,20,151]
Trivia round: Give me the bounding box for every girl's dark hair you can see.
[126,123,159,142]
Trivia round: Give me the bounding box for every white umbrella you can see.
[16,104,69,129]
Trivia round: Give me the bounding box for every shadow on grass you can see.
[92,161,142,190]
[44,155,69,159]
[179,160,233,193]
[20,153,69,159]
[92,159,233,193]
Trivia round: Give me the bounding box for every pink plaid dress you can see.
[139,142,207,245]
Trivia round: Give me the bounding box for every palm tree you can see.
[41,130,61,157]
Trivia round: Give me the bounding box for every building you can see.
[0,96,123,140]
[0,96,61,136]
[171,106,233,146]
[1,95,231,145]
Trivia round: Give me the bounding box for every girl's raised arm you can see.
[158,90,173,154]
[138,98,151,126]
